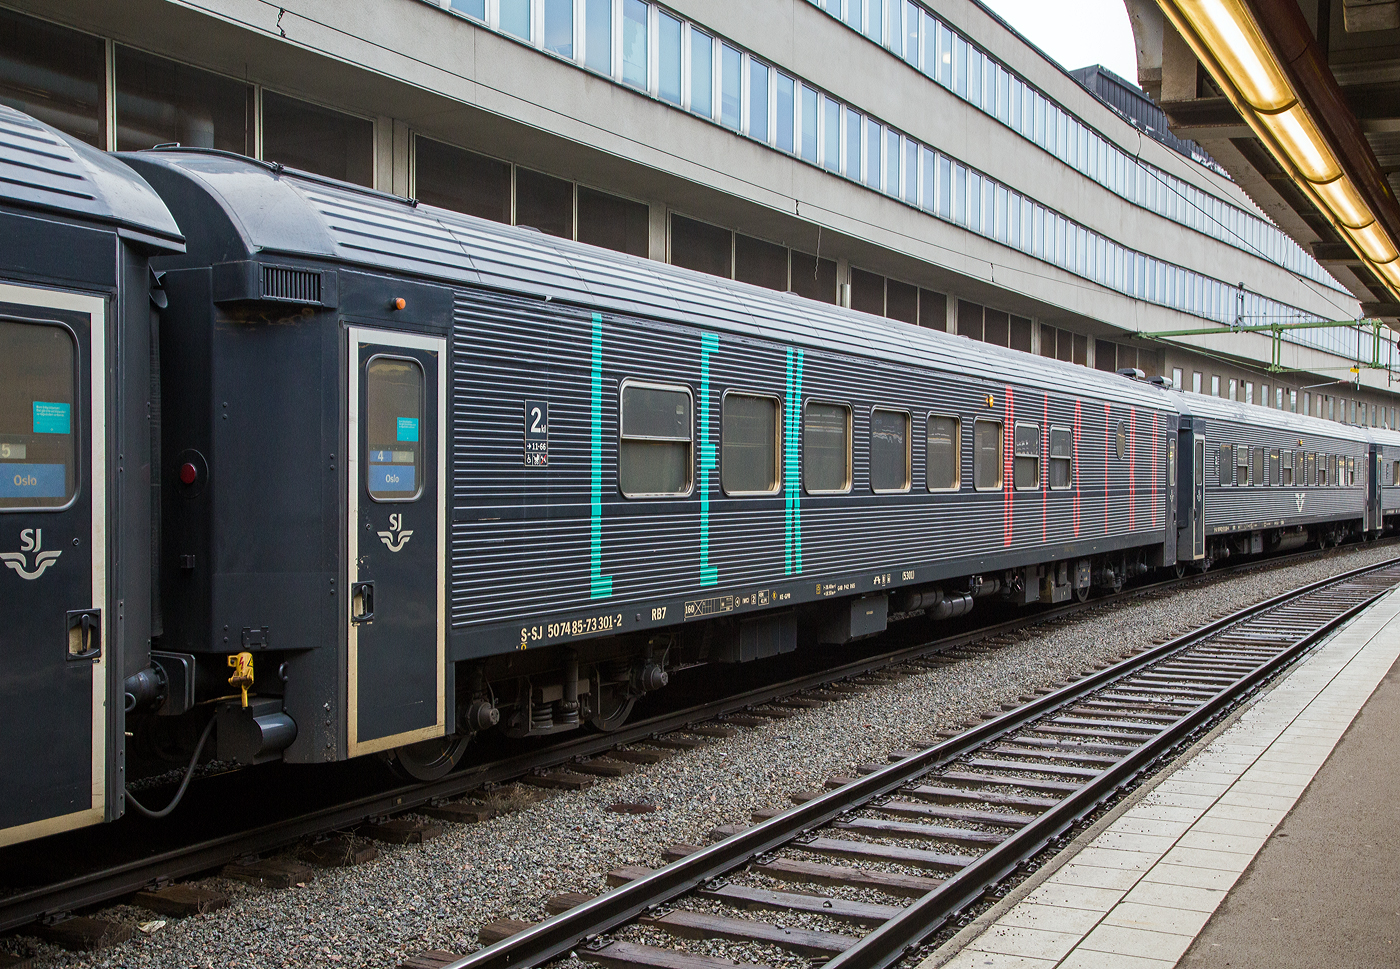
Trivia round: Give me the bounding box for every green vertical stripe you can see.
[783,349,805,575]
[699,332,719,586]
[794,350,804,574]
[590,312,613,599]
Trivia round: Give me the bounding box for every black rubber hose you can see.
[124,717,216,820]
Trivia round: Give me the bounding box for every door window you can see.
[0,320,78,510]
[366,356,424,501]
[619,381,693,497]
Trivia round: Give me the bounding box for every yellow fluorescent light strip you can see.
[1175,0,1292,111]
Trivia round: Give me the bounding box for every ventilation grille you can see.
[261,266,321,304]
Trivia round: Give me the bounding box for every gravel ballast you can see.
[9,545,1399,969]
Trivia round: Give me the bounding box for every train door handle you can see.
[351,581,375,625]
[66,609,102,661]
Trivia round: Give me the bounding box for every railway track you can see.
[0,543,1391,942]
[430,557,1400,969]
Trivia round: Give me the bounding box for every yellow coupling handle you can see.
[227,651,254,708]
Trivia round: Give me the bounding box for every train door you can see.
[346,327,447,756]
[1368,446,1382,535]
[0,284,110,847]
[1191,433,1206,558]
[1163,431,1177,563]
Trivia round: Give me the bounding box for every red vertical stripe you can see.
[1104,403,1111,534]
[1128,406,1137,531]
[1151,416,1159,529]
[1004,385,1015,547]
[1042,393,1049,541]
[1073,399,1082,537]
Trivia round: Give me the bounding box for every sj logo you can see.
[0,528,62,580]
[377,513,413,553]
[1295,493,1306,513]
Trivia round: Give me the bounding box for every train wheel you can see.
[385,733,472,782]
[1173,563,1187,579]
[1074,585,1090,603]
[588,686,636,732]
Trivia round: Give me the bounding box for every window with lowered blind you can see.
[619,381,693,497]
[1014,422,1040,490]
[1049,426,1072,489]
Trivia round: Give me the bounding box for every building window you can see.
[414,138,511,224]
[1211,374,1220,396]
[1049,426,1072,489]
[670,215,731,278]
[1172,367,1183,390]
[0,7,106,148]
[720,43,741,129]
[542,0,574,57]
[721,393,780,495]
[803,401,852,494]
[115,46,251,154]
[851,268,886,316]
[262,91,374,188]
[500,0,531,40]
[621,0,649,90]
[885,279,917,324]
[926,415,960,491]
[734,234,788,291]
[516,167,574,239]
[578,187,649,257]
[657,11,682,104]
[791,251,838,304]
[974,419,1003,491]
[1014,422,1040,489]
[748,58,769,140]
[1193,372,1203,394]
[584,0,612,73]
[920,290,948,331]
[689,29,712,117]
[619,381,693,497]
[870,408,911,493]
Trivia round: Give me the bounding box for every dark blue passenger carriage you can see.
[121,147,1180,777]
[0,106,183,846]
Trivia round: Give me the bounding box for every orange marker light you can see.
[392,297,406,311]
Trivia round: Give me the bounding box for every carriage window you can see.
[1393,460,1399,485]
[870,408,911,493]
[1219,444,1233,486]
[0,320,78,510]
[619,381,693,497]
[1267,449,1279,486]
[1237,446,1250,485]
[366,356,424,502]
[1306,452,1314,486]
[1319,454,1328,486]
[1014,422,1040,490]
[1116,421,1126,460]
[926,415,960,491]
[974,419,1003,491]
[1049,426,1073,489]
[1347,455,1356,486]
[803,401,851,494]
[1252,447,1264,487]
[721,393,779,495]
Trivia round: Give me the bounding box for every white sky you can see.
[977,0,1141,87]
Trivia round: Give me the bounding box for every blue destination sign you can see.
[369,464,415,493]
[0,463,65,498]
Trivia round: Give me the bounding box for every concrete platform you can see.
[924,584,1400,969]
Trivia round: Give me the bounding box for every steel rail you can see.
[0,542,1382,933]
[437,555,1400,969]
